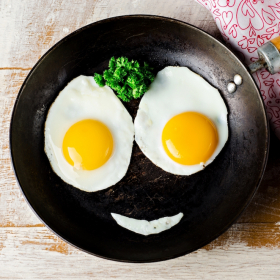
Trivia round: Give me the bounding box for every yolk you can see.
[62,119,113,170]
[162,112,218,165]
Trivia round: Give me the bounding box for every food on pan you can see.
[44,75,134,192]
[94,57,155,102]
[111,212,183,235]
[44,62,228,235]
[134,66,228,175]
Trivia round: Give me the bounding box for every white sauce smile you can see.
[111,212,184,236]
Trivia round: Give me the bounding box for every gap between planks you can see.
[0,68,31,71]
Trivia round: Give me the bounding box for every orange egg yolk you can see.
[62,119,113,170]
[162,112,218,165]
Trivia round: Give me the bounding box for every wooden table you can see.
[1,1,280,279]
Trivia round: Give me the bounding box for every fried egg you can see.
[134,66,228,175]
[45,75,134,192]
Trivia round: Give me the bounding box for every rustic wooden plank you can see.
[0,69,43,227]
[0,0,221,68]
[1,225,280,279]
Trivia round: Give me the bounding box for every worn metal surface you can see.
[258,41,280,75]
[249,40,280,75]
[249,58,266,74]
[10,16,269,262]
[249,41,280,74]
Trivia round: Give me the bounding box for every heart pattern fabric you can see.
[195,0,280,139]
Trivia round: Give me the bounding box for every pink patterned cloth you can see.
[195,0,280,138]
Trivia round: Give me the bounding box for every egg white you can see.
[111,212,183,236]
[44,75,134,192]
[134,66,228,175]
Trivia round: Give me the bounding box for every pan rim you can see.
[9,14,270,263]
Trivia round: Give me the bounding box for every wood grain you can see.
[0,69,42,227]
[0,0,222,68]
[1,225,280,279]
[1,0,280,279]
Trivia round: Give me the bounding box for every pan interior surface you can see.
[10,16,268,262]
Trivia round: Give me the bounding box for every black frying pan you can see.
[10,15,269,262]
